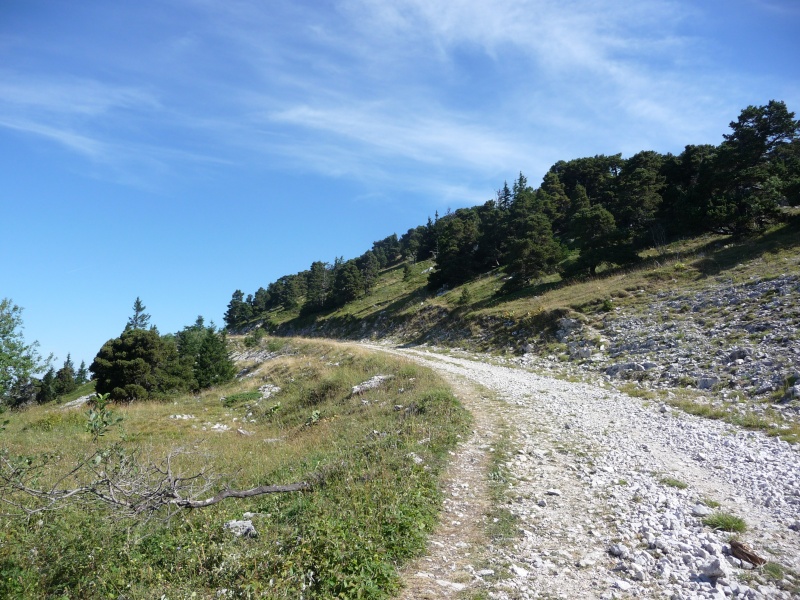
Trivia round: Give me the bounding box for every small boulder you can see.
[224,520,257,538]
[609,543,630,559]
[351,375,394,395]
[700,557,730,579]
[691,504,713,517]
[697,376,720,390]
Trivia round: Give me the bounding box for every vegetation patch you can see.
[0,338,470,599]
[221,390,262,407]
[660,476,688,489]
[484,423,519,545]
[702,511,747,533]
[667,397,800,444]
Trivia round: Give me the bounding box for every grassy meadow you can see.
[0,338,470,599]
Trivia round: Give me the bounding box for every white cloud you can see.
[0,116,107,158]
[2,0,791,198]
[0,75,159,117]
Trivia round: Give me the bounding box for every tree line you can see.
[89,298,236,402]
[1,297,236,408]
[225,101,799,330]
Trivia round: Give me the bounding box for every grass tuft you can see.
[702,511,747,532]
[660,476,688,489]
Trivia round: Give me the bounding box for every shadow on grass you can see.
[692,216,800,277]
[271,215,799,345]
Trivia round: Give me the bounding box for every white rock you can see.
[510,564,529,578]
[699,557,730,579]
[691,504,713,517]
[224,520,257,538]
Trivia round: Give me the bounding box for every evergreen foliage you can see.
[90,328,191,401]
[75,360,88,385]
[176,317,236,390]
[36,368,56,404]
[223,101,799,328]
[54,353,77,396]
[331,261,364,306]
[358,251,380,295]
[502,193,563,291]
[125,297,151,331]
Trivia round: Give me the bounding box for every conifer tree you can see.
[707,101,799,233]
[75,360,88,385]
[193,327,236,390]
[305,261,331,311]
[36,367,56,404]
[358,251,380,295]
[126,297,151,331]
[332,261,364,306]
[502,192,563,292]
[224,290,253,329]
[90,328,191,401]
[54,353,77,395]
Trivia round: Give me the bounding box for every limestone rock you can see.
[224,520,257,538]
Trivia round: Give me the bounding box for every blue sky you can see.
[2,0,799,369]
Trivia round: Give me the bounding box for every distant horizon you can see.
[2,0,799,368]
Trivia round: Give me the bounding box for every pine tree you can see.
[126,297,151,331]
[707,101,799,233]
[36,368,57,404]
[305,261,331,311]
[502,195,563,292]
[332,261,364,306]
[194,327,236,390]
[497,181,512,211]
[54,353,77,395]
[90,328,191,401]
[358,251,380,295]
[224,290,253,330]
[75,360,88,385]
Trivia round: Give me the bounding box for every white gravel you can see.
[390,347,800,600]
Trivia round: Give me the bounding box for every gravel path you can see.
[380,346,800,600]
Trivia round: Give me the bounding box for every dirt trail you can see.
[376,346,800,600]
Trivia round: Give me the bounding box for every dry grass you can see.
[0,338,471,599]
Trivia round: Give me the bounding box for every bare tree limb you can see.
[172,482,312,509]
[0,445,312,519]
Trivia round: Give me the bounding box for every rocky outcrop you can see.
[544,274,800,415]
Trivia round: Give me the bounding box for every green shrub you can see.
[244,328,266,348]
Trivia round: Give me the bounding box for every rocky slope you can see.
[554,274,800,402]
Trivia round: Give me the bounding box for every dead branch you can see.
[172,482,312,509]
[0,445,311,519]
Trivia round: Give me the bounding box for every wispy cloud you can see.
[0,115,107,158]
[269,103,526,171]
[1,0,793,197]
[0,76,160,116]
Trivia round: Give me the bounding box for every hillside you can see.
[3,222,799,598]
[256,216,800,431]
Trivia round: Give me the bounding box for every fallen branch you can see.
[1,445,311,519]
[172,482,312,509]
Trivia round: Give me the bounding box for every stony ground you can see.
[375,346,800,600]
[544,274,800,423]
